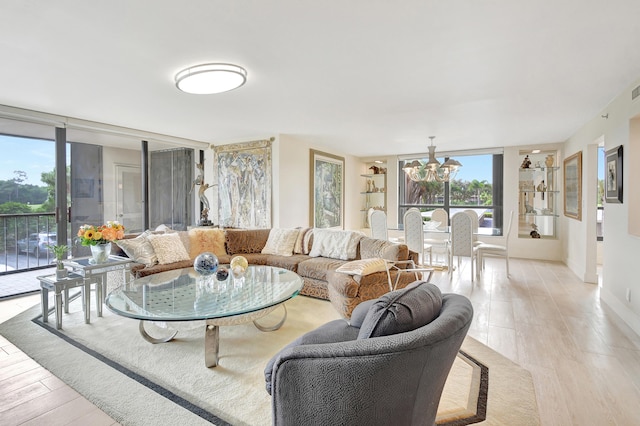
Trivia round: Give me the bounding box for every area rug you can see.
[0,295,539,426]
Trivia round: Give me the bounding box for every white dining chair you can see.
[449,212,477,281]
[463,209,482,247]
[403,209,433,266]
[475,210,514,277]
[424,208,450,267]
[368,208,388,240]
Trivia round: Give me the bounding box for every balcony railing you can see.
[0,212,58,274]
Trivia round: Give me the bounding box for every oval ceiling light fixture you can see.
[175,63,247,94]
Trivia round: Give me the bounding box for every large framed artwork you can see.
[563,151,582,221]
[310,149,344,229]
[605,145,623,204]
[214,139,272,228]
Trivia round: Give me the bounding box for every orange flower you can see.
[77,221,125,246]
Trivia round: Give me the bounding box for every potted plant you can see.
[47,243,70,279]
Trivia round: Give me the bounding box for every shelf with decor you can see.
[518,152,558,239]
[361,166,387,228]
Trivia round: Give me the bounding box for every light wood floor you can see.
[1,257,640,425]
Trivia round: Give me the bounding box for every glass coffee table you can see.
[105,265,303,367]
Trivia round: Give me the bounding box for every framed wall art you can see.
[214,139,272,228]
[310,149,344,229]
[605,145,623,203]
[563,151,582,221]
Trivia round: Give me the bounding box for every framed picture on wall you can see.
[605,145,623,203]
[563,151,582,221]
[310,149,344,229]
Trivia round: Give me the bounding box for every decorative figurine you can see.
[545,154,554,168]
[530,223,541,239]
[521,155,532,169]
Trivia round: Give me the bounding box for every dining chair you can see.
[403,209,433,266]
[424,208,450,267]
[475,210,514,277]
[368,208,388,240]
[449,212,477,281]
[463,209,482,247]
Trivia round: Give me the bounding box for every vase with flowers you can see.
[77,221,125,263]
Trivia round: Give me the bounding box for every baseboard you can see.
[600,287,640,338]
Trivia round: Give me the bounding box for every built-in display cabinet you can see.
[361,163,387,228]
[518,150,558,239]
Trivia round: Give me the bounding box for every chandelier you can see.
[402,136,462,183]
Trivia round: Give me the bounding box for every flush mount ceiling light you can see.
[402,136,462,183]
[175,63,247,94]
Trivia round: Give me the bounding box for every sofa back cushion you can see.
[357,281,442,339]
[225,229,271,255]
[358,237,408,262]
[261,228,300,257]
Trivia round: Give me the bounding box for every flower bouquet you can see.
[77,221,125,263]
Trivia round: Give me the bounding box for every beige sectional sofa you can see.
[112,227,418,318]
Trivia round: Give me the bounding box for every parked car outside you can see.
[17,232,57,257]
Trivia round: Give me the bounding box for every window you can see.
[398,152,504,234]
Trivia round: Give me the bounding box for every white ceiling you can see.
[1,1,640,157]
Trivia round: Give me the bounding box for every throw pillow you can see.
[357,281,442,339]
[293,227,312,254]
[188,228,226,258]
[308,229,363,260]
[116,231,158,266]
[261,228,300,257]
[147,233,190,265]
[335,258,387,276]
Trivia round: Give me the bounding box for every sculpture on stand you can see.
[190,160,217,226]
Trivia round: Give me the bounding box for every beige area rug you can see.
[0,295,539,426]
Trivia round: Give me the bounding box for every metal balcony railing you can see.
[0,212,59,274]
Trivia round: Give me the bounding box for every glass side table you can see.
[38,272,91,329]
[62,255,134,307]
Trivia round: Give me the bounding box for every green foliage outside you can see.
[404,178,493,206]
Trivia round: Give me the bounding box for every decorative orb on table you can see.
[193,252,219,276]
[230,255,248,279]
[216,267,229,281]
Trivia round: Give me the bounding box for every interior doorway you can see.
[115,164,142,233]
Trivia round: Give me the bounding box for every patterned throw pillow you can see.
[335,258,387,276]
[147,233,190,265]
[261,228,300,257]
[116,231,158,266]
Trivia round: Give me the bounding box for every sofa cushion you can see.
[261,228,300,257]
[188,228,226,258]
[297,257,348,281]
[147,233,190,265]
[225,229,271,254]
[335,258,387,276]
[115,230,158,266]
[357,281,442,339]
[309,229,363,260]
[359,237,409,263]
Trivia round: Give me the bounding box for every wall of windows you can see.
[398,152,504,234]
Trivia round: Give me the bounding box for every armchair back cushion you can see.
[357,281,442,339]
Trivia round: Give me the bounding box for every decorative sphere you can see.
[216,267,229,281]
[230,255,248,270]
[193,252,219,276]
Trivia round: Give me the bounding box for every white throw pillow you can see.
[147,233,190,265]
[309,229,363,260]
[336,258,388,276]
[261,228,300,257]
[116,231,158,266]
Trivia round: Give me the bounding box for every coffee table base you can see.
[138,304,288,367]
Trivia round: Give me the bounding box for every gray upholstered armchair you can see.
[264,281,473,426]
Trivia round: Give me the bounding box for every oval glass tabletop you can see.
[105,265,303,322]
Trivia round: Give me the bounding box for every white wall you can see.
[564,76,640,335]
[275,134,361,229]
